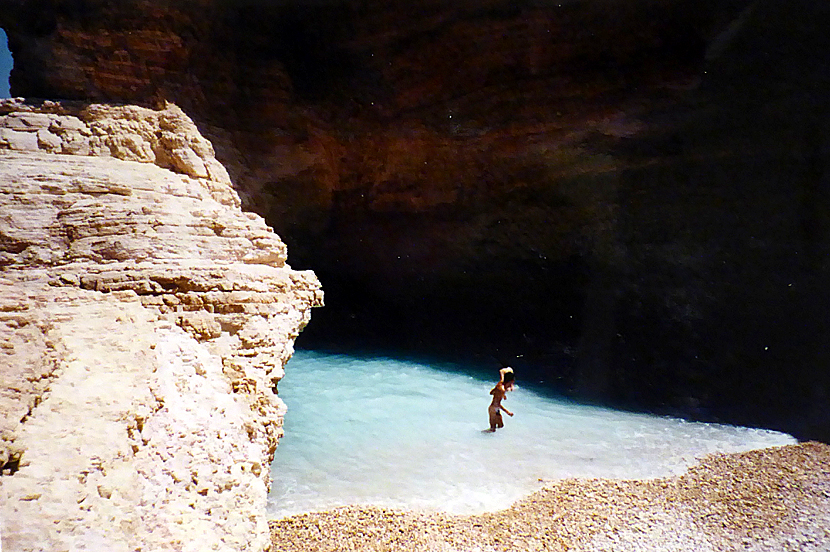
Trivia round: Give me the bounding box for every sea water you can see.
[267,350,795,518]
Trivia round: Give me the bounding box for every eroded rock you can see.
[0,100,322,552]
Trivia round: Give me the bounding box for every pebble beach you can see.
[270,441,830,551]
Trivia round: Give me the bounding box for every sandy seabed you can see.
[270,442,830,551]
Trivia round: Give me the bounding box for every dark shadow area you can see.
[0,454,21,476]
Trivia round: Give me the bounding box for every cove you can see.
[267,350,795,518]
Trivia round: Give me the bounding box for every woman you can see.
[487,367,515,432]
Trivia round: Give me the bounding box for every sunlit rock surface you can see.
[0,100,322,551]
[1,0,829,440]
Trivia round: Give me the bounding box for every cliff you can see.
[0,99,322,551]
[1,0,829,440]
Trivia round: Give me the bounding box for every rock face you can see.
[0,100,322,551]
[2,0,829,441]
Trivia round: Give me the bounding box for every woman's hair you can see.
[502,369,515,385]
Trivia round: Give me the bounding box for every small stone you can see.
[50,115,91,136]
[0,127,39,151]
[37,129,63,152]
[3,112,54,131]
[59,273,80,286]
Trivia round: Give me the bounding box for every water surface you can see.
[268,350,795,518]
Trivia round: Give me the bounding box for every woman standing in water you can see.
[487,367,515,432]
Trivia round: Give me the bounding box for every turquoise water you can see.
[267,350,795,518]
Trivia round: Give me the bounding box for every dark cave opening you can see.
[1,0,828,445]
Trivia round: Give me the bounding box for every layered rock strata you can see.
[0,100,322,551]
[2,0,829,441]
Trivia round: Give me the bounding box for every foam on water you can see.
[268,350,795,518]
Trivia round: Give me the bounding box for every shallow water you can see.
[267,350,795,518]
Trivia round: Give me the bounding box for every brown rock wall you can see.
[2,0,829,441]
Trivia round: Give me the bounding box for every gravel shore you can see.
[270,441,830,551]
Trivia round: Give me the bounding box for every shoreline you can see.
[269,441,830,551]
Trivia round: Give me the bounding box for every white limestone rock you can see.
[0,100,323,552]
